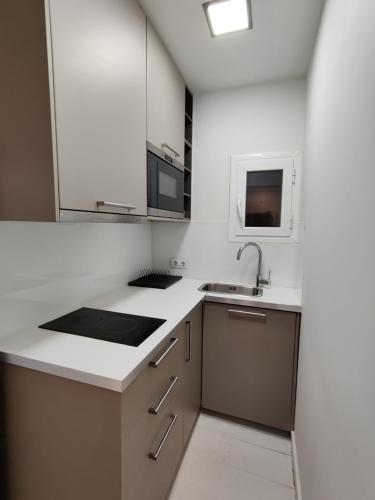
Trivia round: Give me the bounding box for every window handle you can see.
[237,195,245,227]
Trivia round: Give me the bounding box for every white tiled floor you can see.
[169,413,296,500]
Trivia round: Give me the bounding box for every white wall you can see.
[152,78,306,287]
[0,222,151,339]
[152,221,300,287]
[295,1,375,499]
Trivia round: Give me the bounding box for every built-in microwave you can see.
[147,142,185,219]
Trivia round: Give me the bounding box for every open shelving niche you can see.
[184,87,193,220]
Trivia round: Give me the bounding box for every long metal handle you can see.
[185,321,192,362]
[161,143,180,158]
[228,309,267,320]
[149,377,179,415]
[149,414,178,461]
[149,337,179,368]
[96,201,136,210]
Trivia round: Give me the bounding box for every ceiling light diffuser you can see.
[203,0,252,37]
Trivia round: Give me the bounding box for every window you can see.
[229,152,300,241]
[245,170,283,227]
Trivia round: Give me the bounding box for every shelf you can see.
[185,118,192,144]
[148,216,190,223]
[184,86,193,220]
[185,87,193,120]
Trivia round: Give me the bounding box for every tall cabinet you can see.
[0,0,147,221]
[146,21,186,165]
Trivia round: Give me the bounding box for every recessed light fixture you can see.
[203,0,253,38]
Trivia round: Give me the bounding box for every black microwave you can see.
[147,142,185,219]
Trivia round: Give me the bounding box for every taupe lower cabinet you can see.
[0,0,147,221]
[182,305,203,445]
[202,303,300,431]
[1,305,202,500]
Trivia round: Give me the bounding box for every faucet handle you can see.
[259,270,272,288]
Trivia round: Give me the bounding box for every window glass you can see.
[245,170,283,227]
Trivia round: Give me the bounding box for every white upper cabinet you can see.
[147,21,185,164]
[49,0,147,216]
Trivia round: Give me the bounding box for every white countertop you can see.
[0,279,302,392]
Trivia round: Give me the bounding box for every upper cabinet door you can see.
[49,0,147,216]
[147,21,185,164]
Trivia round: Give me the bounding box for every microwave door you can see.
[157,159,184,213]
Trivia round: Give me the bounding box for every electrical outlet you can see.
[170,258,188,269]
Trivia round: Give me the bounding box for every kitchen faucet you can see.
[236,242,271,288]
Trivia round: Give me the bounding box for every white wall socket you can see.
[170,258,188,269]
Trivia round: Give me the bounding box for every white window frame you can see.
[229,151,301,243]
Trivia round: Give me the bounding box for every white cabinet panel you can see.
[147,21,185,164]
[50,0,147,216]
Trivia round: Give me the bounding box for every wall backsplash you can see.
[152,78,307,288]
[0,222,151,339]
[151,221,300,288]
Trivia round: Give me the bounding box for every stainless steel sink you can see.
[199,283,263,298]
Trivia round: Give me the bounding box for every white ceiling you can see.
[139,0,326,92]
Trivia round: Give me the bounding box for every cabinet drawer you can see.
[128,329,185,415]
[121,324,185,500]
[122,401,183,500]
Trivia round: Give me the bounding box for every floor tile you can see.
[226,437,294,487]
[169,450,295,500]
[197,412,292,455]
[168,413,295,500]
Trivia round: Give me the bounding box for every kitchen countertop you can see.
[0,279,302,392]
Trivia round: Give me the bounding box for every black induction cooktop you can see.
[39,308,166,347]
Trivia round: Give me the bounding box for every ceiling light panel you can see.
[203,0,252,37]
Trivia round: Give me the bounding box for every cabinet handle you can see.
[96,201,136,210]
[185,321,192,362]
[228,309,267,320]
[161,143,180,158]
[149,337,179,368]
[149,376,179,415]
[149,414,178,461]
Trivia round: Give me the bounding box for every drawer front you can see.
[128,329,185,415]
[122,324,185,500]
[202,303,299,431]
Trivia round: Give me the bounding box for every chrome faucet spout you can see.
[236,242,270,288]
